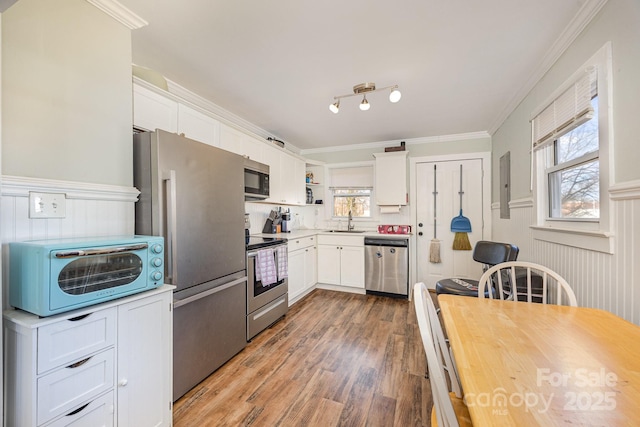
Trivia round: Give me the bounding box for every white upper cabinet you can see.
[177,104,220,147]
[133,84,178,133]
[374,151,408,205]
[219,123,264,161]
[262,148,305,205]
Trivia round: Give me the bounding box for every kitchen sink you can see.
[326,230,366,233]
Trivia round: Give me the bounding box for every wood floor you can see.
[173,289,433,426]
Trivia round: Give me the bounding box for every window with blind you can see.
[328,165,374,218]
[532,43,611,238]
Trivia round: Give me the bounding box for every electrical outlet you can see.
[29,192,66,218]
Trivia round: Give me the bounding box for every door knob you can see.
[418,222,423,227]
[118,379,128,387]
[418,232,423,236]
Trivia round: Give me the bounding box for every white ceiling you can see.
[120,0,590,151]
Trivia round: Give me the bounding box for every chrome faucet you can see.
[348,210,355,231]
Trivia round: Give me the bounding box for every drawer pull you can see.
[68,313,91,322]
[66,356,92,369]
[66,402,90,417]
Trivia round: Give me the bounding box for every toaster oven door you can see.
[49,246,154,313]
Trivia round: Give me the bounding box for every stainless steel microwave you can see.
[9,235,164,316]
[244,158,270,200]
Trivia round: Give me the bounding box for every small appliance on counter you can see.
[306,187,313,204]
[281,209,293,232]
[9,235,164,317]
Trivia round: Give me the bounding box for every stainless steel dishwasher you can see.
[364,237,409,297]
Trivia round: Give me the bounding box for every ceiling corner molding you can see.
[163,78,301,153]
[300,131,491,156]
[487,0,608,135]
[85,0,148,29]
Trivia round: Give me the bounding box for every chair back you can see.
[477,261,578,306]
[472,241,519,266]
[414,283,460,427]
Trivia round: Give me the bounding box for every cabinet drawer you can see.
[46,390,114,427]
[38,348,115,425]
[288,236,315,252]
[38,307,116,374]
[317,234,364,247]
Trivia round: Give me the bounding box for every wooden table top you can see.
[438,295,640,426]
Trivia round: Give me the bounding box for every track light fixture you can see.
[329,82,401,113]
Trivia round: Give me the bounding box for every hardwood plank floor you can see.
[173,289,433,426]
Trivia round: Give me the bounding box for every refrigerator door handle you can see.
[163,169,179,284]
[173,277,247,309]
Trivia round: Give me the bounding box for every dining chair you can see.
[477,261,578,306]
[414,283,472,427]
[435,240,519,298]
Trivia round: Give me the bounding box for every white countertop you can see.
[254,229,412,239]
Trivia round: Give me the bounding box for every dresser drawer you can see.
[288,236,315,252]
[46,390,114,427]
[38,348,115,426]
[38,307,116,374]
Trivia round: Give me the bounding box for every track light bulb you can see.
[329,100,340,114]
[359,95,370,111]
[389,88,402,103]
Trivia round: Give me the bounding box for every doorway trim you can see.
[408,151,492,292]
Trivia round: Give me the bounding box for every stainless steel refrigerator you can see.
[133,129,247,401]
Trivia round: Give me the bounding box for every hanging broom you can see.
[429,164,441,263]
[451,164,472,250]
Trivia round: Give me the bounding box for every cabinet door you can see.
[374,151,408,205]
[133,84,178,133]
[340,246,365,288]
[303,245,317,291]
[219,123,246,156]
[117,291,172,427]
[317,245,341,285]
[287,249,306,302]
[177,104,219,147]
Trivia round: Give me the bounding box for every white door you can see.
[415,159,485,289]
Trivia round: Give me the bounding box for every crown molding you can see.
[85,0,148,29]
[487,0,608,135]
[300,131,491,155]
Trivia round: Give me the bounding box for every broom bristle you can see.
[452,232,472,250]
[429,239,441,263]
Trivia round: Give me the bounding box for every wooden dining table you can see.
[438,294,640,426]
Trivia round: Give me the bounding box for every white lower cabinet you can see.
[287,236,317,304]
[317,235,365,289]
[3,286,173,427]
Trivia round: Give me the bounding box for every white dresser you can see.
[3,285,174,427]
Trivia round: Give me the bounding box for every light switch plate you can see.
[29,192,66,218]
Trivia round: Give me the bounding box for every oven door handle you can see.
[173,277,247,309]
[55,244,149,258]
[163,169,178,284]
[247,244,287,258]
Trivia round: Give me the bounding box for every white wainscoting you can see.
[1,175,139,309]
[492,181,640,325]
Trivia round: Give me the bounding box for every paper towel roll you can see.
[379,205,401,214]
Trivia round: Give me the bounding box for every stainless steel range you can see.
[246,236,288,340]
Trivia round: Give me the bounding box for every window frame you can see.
[531,43,613,254]
[331,187,373,219]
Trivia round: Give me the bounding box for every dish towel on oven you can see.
[256,248,277,286]
[276,245,288,280]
